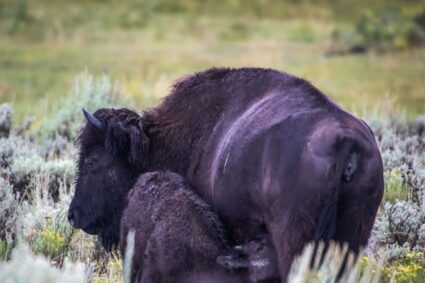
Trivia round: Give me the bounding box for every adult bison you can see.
[68,67,384,281]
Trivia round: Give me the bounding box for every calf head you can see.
[68,108,149,250]
[217,237,279,283]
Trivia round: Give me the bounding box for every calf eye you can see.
[257,244,264,252]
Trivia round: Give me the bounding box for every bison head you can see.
[68,108,149,250]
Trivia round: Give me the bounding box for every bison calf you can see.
[120,171,245,283]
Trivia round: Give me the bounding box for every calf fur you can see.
[120,171,246,283]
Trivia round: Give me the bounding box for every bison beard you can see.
[69,67,384,282]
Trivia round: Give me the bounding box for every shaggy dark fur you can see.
[69,67,384,281]
[119,171,246,283]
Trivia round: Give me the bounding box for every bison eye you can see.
[86,158,96,167]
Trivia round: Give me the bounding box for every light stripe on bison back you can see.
[210,89,321,189]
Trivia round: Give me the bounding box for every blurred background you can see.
[0,0,424,121]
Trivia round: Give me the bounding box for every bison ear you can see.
[126,122,150,171]
[105,118,149,171]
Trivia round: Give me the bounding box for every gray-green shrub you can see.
[39,72,125,141]
[0,244,85,283]
[0,177,19,245]
[366,115,425,263]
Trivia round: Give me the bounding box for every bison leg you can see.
[139,268,158,283]
[138,232,164,283]
[266,205,319,282]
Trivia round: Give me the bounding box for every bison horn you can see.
[82,108,103,130]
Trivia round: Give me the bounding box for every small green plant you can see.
[32,228,66,261]
[30,218,70,261]
[380,252,425,283]
[0,240,12,261]
[384,168,408,202]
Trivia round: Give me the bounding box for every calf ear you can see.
[105,118,149,171]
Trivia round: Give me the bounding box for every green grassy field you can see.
[1,0,424,122]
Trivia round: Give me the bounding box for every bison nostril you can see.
[68,209,78,228]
